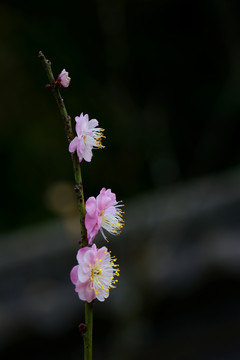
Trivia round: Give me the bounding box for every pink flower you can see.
[70,244,120,302]
[85,188,124,244]
[69,113,105,162]
[57,69,71,87]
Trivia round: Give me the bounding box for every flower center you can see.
[94,268,102,276]
[91,264,102,280]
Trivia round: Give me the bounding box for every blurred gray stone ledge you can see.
[2,168,240,270]
[125,168,240,233]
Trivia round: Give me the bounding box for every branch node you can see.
[38,51,44,59]
[79,323,87,335]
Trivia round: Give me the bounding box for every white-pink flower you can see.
[57,69,71,87]
[69,113,105,162]
[85,188,124,244]
[70,244,120,302]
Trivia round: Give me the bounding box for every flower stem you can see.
[38,51,87,247]
[38,51,93,359]
[83,302,93,360]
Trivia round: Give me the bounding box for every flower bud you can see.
[57,69,71,87]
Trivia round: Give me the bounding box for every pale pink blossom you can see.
[69,113,105,162]
[70,244,120,302]
[85,188,124,244]
[57,69,71,87]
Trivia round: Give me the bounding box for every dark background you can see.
[1,0,240,359]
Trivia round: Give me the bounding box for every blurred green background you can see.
[2,0,240,233]
[1,0,240,359]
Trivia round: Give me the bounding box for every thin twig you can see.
[38,51,88,247]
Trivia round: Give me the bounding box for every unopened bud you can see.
[78,323,87,334]
[56,69,71,88]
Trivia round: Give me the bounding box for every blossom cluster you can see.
[58,69,125,303]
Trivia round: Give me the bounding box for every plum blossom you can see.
[69,113,105,162]
[85,188,124,244]
[57,69,71,87]
[70,244,120,302]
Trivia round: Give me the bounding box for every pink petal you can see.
[105,189,117,204]
[88,119,98,129]
[85,197,97,217]
[83,113,89,122]
[75,281,86,293]
[76,246,90,264]
[91,244,97,252]
[85,213,97,233]
[96,292,105,302]
[75,114,87,136]
[78,267,90,282]
[76,148,83,162]
[70,265,79,285]
[97,192,113,211]
[97,246,108,259]
[84,246,97,265]
[79,137,85,153]
[97,188,117,209]
[82,144,93,162]
[104,205,116,216]
[80,283,95,303]
[69,137,79,153]
[76,282,95,302]
[81,262,92,273]
[85,213,101,244]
